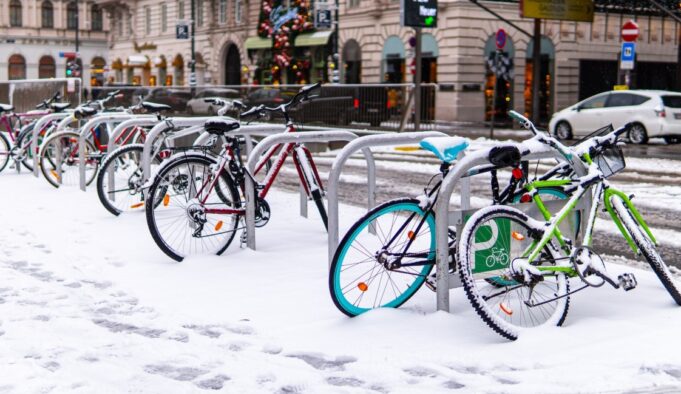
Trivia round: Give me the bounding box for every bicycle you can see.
[144,83,327,262]
[0,91,69,173]
[456,110,681,341]
[95,98,240,216]
[327,136,582,317]
[38,92,156,188]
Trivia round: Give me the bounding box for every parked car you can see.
[243,88,297,120]
[548,90,681,144]
[143,88,192,113]
[186,88,241,115]
[291,85,390,127]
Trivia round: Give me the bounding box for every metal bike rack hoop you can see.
[433,140,589,312]
[107,116,159,154]
[30,112,74,177]
[326,131,447,265]
[244,130,360,250]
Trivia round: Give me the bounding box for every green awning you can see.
[295,31,333,47]
[245,36,272,50]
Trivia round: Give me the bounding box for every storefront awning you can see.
[127,55,149,66]
[295,31,333,47]
[245,36,272,50]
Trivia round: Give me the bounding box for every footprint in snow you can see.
[143,363,209,382]
[403,366,439,378]
[194,374,231,390]
[326,376,364,387]
[286,353,357,371]
[92,318,166,338]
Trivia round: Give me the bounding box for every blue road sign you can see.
[621,42,635,70]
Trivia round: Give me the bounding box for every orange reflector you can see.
[407,230,415,240]
[50,170,60,180]
[500,302,513,316]
[511,231,525,241]
[394,146,420,152]
[130,202,144,209]
[357,282,368,292]
[163,194,170,206]
[215,221,223,231]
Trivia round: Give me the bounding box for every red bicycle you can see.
[145,83,327,261]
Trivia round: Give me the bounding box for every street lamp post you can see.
[190,0,197,88]
[333,0,339,83]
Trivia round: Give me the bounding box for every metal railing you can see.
[0,78,81,115]
[91,83,437,131]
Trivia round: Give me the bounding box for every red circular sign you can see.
[496,28,507,50]
[621,20,639,42]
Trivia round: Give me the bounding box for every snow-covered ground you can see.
[2,169,681,393]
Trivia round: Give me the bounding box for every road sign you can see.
[520,0,594,22]
[315,9,332,29]
[176,23,189,39]
[59,51,79,59]
[620,42,635,70]
[621,20,639,42]
[401,0,438,28]
[495,28,507,50]
[613,85,629,90]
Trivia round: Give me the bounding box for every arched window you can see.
[10,0,22,27]
[91,4,103,31]
[8,54,26,80]
[39,56,56,79]
[343,39,361,84]
[41,1,53,28]
[67,2,78,30]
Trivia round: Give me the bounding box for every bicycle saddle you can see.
[204,117,240,135]
[419,136,469,163]
[73,106,98,119]
[488,145,521,168]
[50,102,71,112]
[141,101,172,113]
[0,103,14,113]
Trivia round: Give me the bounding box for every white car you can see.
[186,89,241,115]
[548,90,681,144]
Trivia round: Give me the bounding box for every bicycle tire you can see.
[96,143,162,216]
[611,197,681,305]
[329,198,435,317]
[458,205,569,341]
[15,124,36,171]
[39,131,99,188]
[0,132,10,173]
[311,189,328,231]
[145,155,241,262]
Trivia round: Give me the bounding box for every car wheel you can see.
[554,121,573,140]
[663,136,681,144]
[628,123,648,144]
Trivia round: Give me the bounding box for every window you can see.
[67,2,78,30]
[177,0,185,20]
[161,3,168,32]
[579,94,608,110]
[662,95,681,108]
[10,0,22,27]
[38,56,56,79]
[196,0,204,27]
[348,0,360,7]
[91,4,103,31]
[219,0,226,24]
[127,13,133,35]
[235,0,243,24]
[41,1,53,28]
[8,54,26,80]
[606,93,649,108]
[145,6,151,35]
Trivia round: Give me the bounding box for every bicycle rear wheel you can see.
[458,206,569,341]
[0,132,10,173]
[145,155,241,262]
[15,124,37,172]
[329,198,435,317]
[39,131,98,188]
[611,197,681,305]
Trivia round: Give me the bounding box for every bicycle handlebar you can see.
[36,90,62,109]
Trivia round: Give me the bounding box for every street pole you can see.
[75,1,79,53]
[190,0,197,88]
[490,50,498,139]
[531,19,541,125]
[333,0,340,83]
[414,27,422,131]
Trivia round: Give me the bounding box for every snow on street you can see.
[1,163,681,393]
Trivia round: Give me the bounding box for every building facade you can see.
[0,0,109,86]
[101,0,681,123]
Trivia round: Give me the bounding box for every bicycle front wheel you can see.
[0,132,10,173]
[611,197,681,305]
[458,206,569,341]
[329,198,435,317]
[145,155,241,262]
[39,132,98,188]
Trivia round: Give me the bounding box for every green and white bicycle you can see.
[457,110,681,341]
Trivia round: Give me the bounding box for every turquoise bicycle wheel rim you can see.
[333,202,436,316]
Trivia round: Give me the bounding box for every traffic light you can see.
[66,60,81,78]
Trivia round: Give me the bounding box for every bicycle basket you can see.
[594,143,625,178]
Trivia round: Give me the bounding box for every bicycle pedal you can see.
[424,274,437,292]
[618,273,637,291]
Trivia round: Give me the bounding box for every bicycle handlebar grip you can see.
[508,110,527,123]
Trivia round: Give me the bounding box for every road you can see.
[267,148,681,270]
